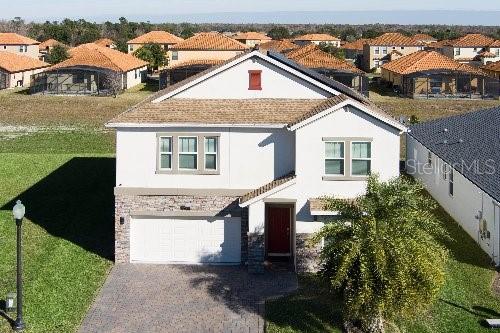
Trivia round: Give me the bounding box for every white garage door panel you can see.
[130,217,241,264]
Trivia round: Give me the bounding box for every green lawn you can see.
[266,199,500,333]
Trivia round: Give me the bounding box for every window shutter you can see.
[248,70,262,90]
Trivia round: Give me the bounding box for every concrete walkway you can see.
[79,264,297,333]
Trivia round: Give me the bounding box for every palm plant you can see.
[311,175,449,333]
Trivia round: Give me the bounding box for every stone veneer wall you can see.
[115,194,245,263]
[295,233,322,273]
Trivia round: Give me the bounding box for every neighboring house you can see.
[441,34,496,66]
[341,38,370,65]
[0,32,40,59]
[293,34,341,47]
[232,32,272,47]
[94,38,116,49]
[482,60,500,79]
[127,30,184,54]
[30,43,147,95]
[285,44,368,96]
[38,39,66,61]
[106,50,405,273]
[161,59,225,87]
[426,39,450,53]
[0,51,49,89]
[413,33,437,45]
[258,39,298,54]
[363,33,424,72]
[168,32,249,68]
[406,107,500,265]
[483,40,500,65]
[381,51,498,99]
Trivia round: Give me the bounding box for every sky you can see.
[0,0,499,23]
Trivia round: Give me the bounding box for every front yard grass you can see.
[266,200,500,333]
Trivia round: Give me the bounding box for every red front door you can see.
[267,206,291,255]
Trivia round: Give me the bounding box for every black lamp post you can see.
[12,200,25,331]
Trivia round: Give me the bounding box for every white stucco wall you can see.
[2,67,46,88]
[125,66,147,89]
[406,135,500,264]
[115,127,295,190]
[442,46,485,61]
[0,44,39,59]
[172,57,330,99]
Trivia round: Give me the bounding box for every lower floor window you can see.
[325,142,344,175]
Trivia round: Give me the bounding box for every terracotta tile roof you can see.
[294,33,340,42]
[478,51,496,58]
[489,40,500,47]
[240,173,296,204]
[390,49,403,56]
[482,60,500,73]
[233,32,271,41]
[94,38,115,47]
[49,43,148,72]
[444,34,495,47]
[171,32,249,51]
[258,39,298,53]
[0,33,39,45]
[167,59,225,69]
[413,33,437,42]
[39,39,65,50]
[0,51,49,73]
[127,30,183,45]
[342,38,370,51]
[285,44,364,73]
[381,50,484,75]
[367,33,422,46]
[427,39,450,49]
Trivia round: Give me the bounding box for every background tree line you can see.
[1,17,499,54]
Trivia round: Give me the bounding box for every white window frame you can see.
[350,141,372,177]
[382,46,388,55]
[495,48,500,56]
[172,51,179,60]
[158,136,173,171]
[442,163,449,180]
[324,141,345,176]
[374,47,380,55]
[449,168,454,197]
[178,136,198,171]
[204,136,218,171]
[455,48,461,56]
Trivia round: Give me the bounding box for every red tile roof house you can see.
[293,33,341,47]
[232,31,272,48]
[127,30,184,54]
[106,50,405,273]
[0,51,50,89]
[0,32,40,60]
[441,34,498,66]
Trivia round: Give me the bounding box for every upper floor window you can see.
[382,47,388,55]
[248,70,262,90]
[179,137,198,170]
[129,45,134,52]
[325,142,344,175]
[19,45,27,53]
[473,47,478,52]
[204,137,218,170]
[455,48,461,56]
[171,51,178,60]
[495,48,500,56]
[351,142,371,176]
[374,47,380,55]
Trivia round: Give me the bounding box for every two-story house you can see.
[127,30,184,54]
[363,33,424,72]
[106,50,405,273]
[232,32,272,48]
[441,34,496,66]
[0,32,40,59]
[293,34,341,47]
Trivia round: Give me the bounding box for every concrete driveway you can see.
[79,264,297,333]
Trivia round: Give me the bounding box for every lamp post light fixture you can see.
[12,200,26,331]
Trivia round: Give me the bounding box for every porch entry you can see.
[265,204,293,258]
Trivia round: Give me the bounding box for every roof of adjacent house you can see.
[285,44,364,74]
[0,51,49,73]
[381,51,484,75]
[408,106,500,203]
[167,59,225,69]
[48,43,148,72]
[240,173,296,205]
[94,38,115,47]
[342,38,371,51]
[171,32,249,51]
[293,33,340,42]
[127,30,184,45]
[367,33,422,46]
[0,32,39,45]
[479,51,496,58]
[427,39,450,49]
[413,33,437,42]
[444,34,495,47]
[489,40,500,47]
[39,39,65,50]
[258,39,298,53]
[482,60,500,73]
[233,32,271,41]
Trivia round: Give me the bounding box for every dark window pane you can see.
[325,159,344,175]
[352,160,371,175]
[160,154,171,169]
[205,154,216,170]
[179,154,197,169]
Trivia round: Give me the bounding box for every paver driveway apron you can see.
[79,264,297,333]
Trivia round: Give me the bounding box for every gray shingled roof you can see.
[408,107,500,202]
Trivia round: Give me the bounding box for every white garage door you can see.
[130,217,241,264]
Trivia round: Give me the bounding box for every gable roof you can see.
[233,32,271,41]
[408,106,500,203]
[367,33,422,46]
[39,39,65,50]
[127,30,183,45]
[0,51,49,73]
[444,34,495,47]
[0,33,39,45]
[171,32,249,51]
[48,43,147,72]
[294,34,340,42]
[285,44,364,73]
[94,38,115,47]
[413,33,437,42]
[240,173,296,206]
[167,59,225,69]
[258,39,298,53]
[482,60,500,73]
[381,51,484,75]
[342,38,370,51]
